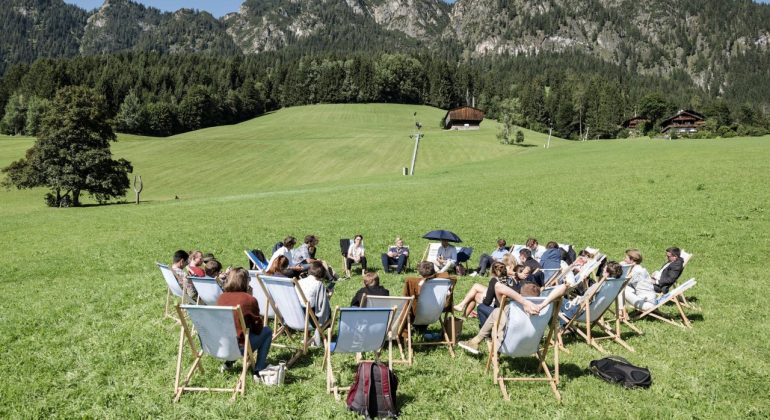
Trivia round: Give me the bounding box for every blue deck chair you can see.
[634,278,697,329]
[324,306,396,400]
[244,249,269,272]
[487,296,561,401]
[255,274,326,367]
[189,277,223,305]
[412,278,457,358]
[173,304,255,402]
[363,295,415,365]
[560,276,635,353]
[157,262,186,322]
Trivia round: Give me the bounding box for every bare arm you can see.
[494,282,538,315]
[535,284,569,311]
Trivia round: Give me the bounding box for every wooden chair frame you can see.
[255,274,327,367]
[634,278,697,329]
[362,295,415,365]
[324,306,396,401]
[173,304,255,402]
[409,278,457,359]
[486,297,561,401]
[560,276,638,354]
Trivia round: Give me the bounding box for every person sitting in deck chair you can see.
[269,236,303,277]
[470,239,508,277]
[351,271,390,307]
[651,247,684,294]
[297,261,331,346]
[539,242,563,271]
[434,240,457,273]
[518,248,541,273]
[217,268,273,378]
[454,263,533,325]
[294,235,338,282]
[531,261,623,326]
[403,261,454,339]
[171,250,197,303]
[456,282,541,354]
[265,255,290,277]
[623,249,656,311]
[187,250,205,277]
[345,234,368,275]
[381,237,410,274]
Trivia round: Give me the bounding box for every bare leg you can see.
[454,283,486,312]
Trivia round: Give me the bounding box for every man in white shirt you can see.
[434,239,457,273]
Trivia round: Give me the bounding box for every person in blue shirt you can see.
[470,239,509,277]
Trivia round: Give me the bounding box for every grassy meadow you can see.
[1,103,769,418]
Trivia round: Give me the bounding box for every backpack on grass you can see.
[346,361,399,418]
[589,356,652,389]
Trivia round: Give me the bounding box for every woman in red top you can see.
[216,268,273,378]
[186,250,205,277]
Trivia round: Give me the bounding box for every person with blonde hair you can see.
[187,250,205,277]
[351,271,390,307]
[623,249,656,311]
[216,268,273,379]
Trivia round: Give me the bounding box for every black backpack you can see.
[346,361,399,418]
[589,356,652,389]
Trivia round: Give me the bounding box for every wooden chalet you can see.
[443,106,484,130]
[661,110,705,135]
[623,116,649,130]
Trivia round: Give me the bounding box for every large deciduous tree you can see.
[1,86,132,207]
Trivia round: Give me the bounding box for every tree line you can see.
[1,51,768,139]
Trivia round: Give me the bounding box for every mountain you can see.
[0,0,769,103]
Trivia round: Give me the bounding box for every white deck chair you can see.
[158,262,185,322]
[411,278,456,358]
[560,276,636,354]
[173,304,255,402]
[189,277,223,305]
[634,278,697,328]
[487,296,561,401]
[255,274,326,366]
[539,268,562,287]
[675,250,695,307]
[325,307,396,400]
[363,295,415,365]
[248,271,276,319]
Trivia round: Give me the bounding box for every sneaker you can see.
[457,340,480,355]
[469,271,479,277]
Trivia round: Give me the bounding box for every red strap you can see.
[376,362,395,413]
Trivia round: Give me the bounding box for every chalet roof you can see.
[622,116,649,127]
[444,106,485,123]
[661,109,705,126]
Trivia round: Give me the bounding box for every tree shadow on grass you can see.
[79,200,158,208]
[513,143,539,148]
[498,358,587,380]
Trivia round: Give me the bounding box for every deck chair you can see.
[158,262,186,322]
[340,238,364,277]
[487,296,561,401]
[421,243,465,274]
[411,278,457,358]
[456,246,473,274]
[634,278,697,328]
[324,307,396,400]
[244,249,268,272]
[190,277,223,305]
[248,271,276,319]
[255,274,327,366]
[539,268,562,286]
[363,295,415,365]
[675,250,695,307]
[560,276,636,354]
[173,304,255,402]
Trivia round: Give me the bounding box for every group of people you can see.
[166,234,687,382]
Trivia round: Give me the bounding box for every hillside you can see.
[1,103,769,417]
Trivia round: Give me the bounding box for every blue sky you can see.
[64,0,770,19]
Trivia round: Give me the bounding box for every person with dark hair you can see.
[216,268,273,380]
[539,241,563,271]
[455,262,529,326]
[265,255,289,277]
[470,239,508,277]
[651,247,685,294]
[297,261,331,346]
[525,237,545,261]
[345,234,367,276]
[518,248,541,273]
[623,249,655,311]
[204,259,228,288]
[533,261,624,327]
[402,261,455,339]
[351,271,390,307]
[268,236,302,275]
[171,249,197,303]
[381,237,410,274]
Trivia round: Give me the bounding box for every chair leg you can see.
[674,300,693,328]
[498,378,510,401]
[540,358,561,401]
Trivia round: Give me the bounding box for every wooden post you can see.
[133,175,143,204]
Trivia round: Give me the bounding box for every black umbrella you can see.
[422,229,462,243]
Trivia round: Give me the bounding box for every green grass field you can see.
[1,103,769,418]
